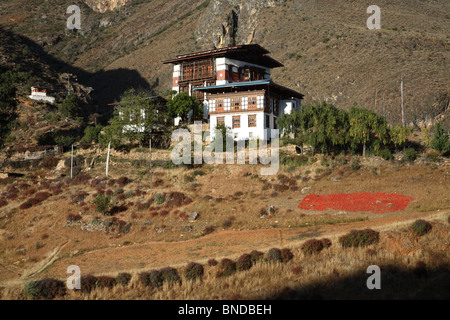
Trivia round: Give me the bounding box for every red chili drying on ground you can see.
[298,192,414,214]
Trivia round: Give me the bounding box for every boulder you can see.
[189,212,199,222]
[120,222,132,234]
[301,187,311,194]
[182,225,193,233]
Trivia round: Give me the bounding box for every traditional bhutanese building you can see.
[163,44,304,140]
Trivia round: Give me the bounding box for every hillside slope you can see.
[1,0,449,128]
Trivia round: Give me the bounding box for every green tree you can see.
[167,91,203,124]
[277,102,349,155]
[59,93,80,118]
[390,124,412,150]
[348,107,389,157]
[430,121,450,154]
[82,125,103,143]
[99,89,156,147]
[0,67,18,149]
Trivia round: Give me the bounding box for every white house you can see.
[163,44,304,140]
[29,87,55,104]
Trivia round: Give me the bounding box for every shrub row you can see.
[19,192,52,210]
[138,267,181,288]
[216,248,294,278]
[80,273,132,293]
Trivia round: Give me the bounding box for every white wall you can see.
[280,98,302,115]
[29,95,55,104]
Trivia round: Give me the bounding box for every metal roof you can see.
[162,44,283,68]
[193,80,304,99]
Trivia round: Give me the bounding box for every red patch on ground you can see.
[298,192,414,214]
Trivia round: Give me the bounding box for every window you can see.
[244,68,251,81]
[265,114,270,128]
[209,100,216,113]
[231,98,240,111]
[273,99,279,115]
[181,59,214,81]
[232,116,240,128]
[216,99,224,112]
[257,96,264,109]
[224,98,231,111]
[249,97,257,109]
[248,114,256,127]
[241,97,248,110]
[217,117,225,126]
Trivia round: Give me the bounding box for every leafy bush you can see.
[24,278,66,299]
[138,272,151,287]
[80,274,98,293]
[236,254,253,271]
[93,193,112,215]
[222,218,233,229]
[155,193,166,204]
[0,199,7,207]
[410,219,432,236]
[281,248,294,262]
[339,229,380,248]
[350,157,361,170]
[273,184,289,192]
[203,225,215,235]
[266,248,282,263]
[117,176,130,187]
[301,239,324,255]
[96,276,116,289]
[249,250,264,263]
[184,262,204,281]
[160,267,181,285]
[19,192,51,210]
[379,148,393,160]
[115,273,132,286]
[403,148,418,162]
[19,200,33,210]
[216,259,237,278]
[72,174,91,185]
[66,213,82,222]
[321,238,332,249]
[34,192,51,202]
[208,259,218,266]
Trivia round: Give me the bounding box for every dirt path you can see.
[29,210,445,280]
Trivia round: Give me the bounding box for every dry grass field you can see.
[0,146,449,299]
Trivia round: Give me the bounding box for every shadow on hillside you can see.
[2,27,152,122]
[267,264,450,300]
